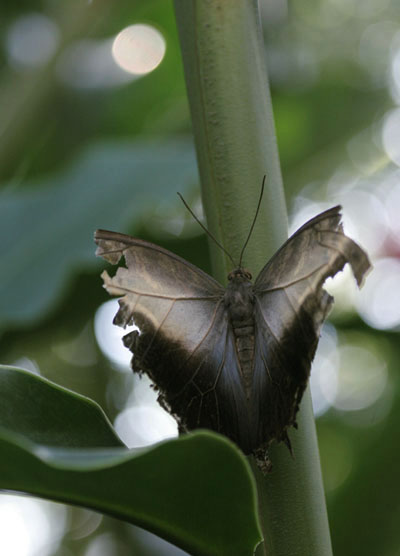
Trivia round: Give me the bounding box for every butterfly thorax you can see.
[225,269,255,401]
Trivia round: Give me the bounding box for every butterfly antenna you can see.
[238,175,266,268]
[177,192,236,267]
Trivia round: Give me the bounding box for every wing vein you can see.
[282,287,311,343]
[184,300,224,367]
[113,284,221,301]
[171,300,225,397]
[138,299,176,364]
[254,297,280,345]
[255,262,328,293]
[316,237,348,260]
[254,297,289,372]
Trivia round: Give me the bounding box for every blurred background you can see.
[0,0,399,554]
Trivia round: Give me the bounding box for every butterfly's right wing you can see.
[249,206,371,448]
[95,231,250,448]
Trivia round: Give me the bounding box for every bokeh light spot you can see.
[112,24,166,75]
[6,13,59,69]
[94,300,136,369]
[312,329,388,415]
[331,345,387,411]
[57,38,135,90]
[85,533,128,556]
[0,496,66,556]
[114,404,178,448]
[382,108,400,166]
[357,258,400,330]
[67,508,102,541]
[310,323,339,417]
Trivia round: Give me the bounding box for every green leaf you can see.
[0,139,196,331]
[0,365,123,447]
[0,366,261,555]
[0,430,261,556]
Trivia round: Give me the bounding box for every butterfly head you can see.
[228,267,253,282]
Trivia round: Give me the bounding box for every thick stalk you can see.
[174,0,287,278]
[173,2,333,555]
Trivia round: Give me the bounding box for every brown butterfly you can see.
[95,204,370,467]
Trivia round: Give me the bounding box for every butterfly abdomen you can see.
[224,274,256,401]
[232,318,255,401]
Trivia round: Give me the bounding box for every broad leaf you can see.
[0,139,196,330]
[0,366,261,556]
[0,365,123,447]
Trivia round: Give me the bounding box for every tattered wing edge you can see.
[94,229,224,292]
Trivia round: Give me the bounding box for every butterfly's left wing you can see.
[95,231,251,449]
[250,206,371,448]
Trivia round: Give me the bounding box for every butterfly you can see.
[95,204,370,468]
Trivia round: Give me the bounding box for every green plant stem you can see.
[173,0,287,278]
[173,2,333,555]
